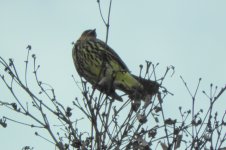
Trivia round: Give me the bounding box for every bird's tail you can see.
[113,72,160,101]
[132,75,160,100]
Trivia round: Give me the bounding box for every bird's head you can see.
[78,29,97,41]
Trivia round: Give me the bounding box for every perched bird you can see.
[72,29,159,102]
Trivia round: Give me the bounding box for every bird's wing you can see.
[89,38,129,71]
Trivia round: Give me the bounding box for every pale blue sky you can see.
[0,0,226,149]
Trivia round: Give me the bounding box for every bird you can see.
[72,29,159,103]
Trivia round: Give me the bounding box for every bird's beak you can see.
[91,29,96,34]
[90,29,97,37]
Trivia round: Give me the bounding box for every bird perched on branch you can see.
[72,29,159,102]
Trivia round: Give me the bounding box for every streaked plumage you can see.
[72,29,159,101]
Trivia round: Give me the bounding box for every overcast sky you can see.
[0,0,226,149]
